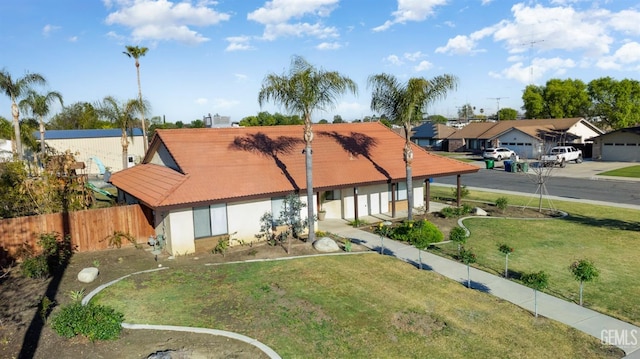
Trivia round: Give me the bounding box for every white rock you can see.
[77,267,99,283]
[472,207,488,216]
[313,237,340,252]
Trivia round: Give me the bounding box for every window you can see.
[193,204,228,239]
[389,182,407,201]
[324,190,339,201]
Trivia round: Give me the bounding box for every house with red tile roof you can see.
[109,122,479,255]
[446,118,603,158]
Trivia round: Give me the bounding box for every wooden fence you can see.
[0,204,155,259]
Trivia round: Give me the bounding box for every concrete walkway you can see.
[319,213,640,357]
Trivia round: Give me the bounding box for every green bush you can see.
[449,226,467,244]
[440,204,473,218]
[450,185,470,199]
[391,220,443,245]
[51,303,124,341]
[495,197,508,211]
[21,255,50,279]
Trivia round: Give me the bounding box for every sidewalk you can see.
[319,216,640,357]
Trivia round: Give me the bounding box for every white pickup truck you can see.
[541,146,583,167]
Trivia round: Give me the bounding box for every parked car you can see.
[541,146,583,167]
[483,147,515,161]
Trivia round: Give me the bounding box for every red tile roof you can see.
[110,122,479,209]
[448,118,598,140]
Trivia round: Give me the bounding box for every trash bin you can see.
[485,159,494,169]
[518,162,528,172]
[504,160,512,172]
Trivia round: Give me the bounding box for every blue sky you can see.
[2,0,639,124]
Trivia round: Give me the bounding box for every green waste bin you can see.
[485,159,494,169]
[518,162,528,172]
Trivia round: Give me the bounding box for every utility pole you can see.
[487,97,508,121]
[521,38,544,84]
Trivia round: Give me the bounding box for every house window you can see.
[324,190,339,201]
[389,182,407,201]
[271,197,285,225]
[193,204,228,239]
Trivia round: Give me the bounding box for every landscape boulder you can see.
[313,237,340,252]
[472,207,488,216]
[77,267,99,283]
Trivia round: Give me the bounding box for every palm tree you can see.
[123,45,149,152]
[0,69,47,160]
[96,96,145,170]
[19,89,64,154]
[368,73,458,220]
[258,55,357,243]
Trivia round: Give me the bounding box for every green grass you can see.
[428,185,640,326]
[598,165,640,178]
[93,255,621,359]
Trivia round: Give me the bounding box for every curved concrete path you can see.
[82,268,281,359]
[320,216,640,357]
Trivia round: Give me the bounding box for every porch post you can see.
[391,182,396,218]
[425,179,430,212]
[456,175,461,207]
[353,187,359,222]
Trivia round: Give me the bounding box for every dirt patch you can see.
[0,237,367,359]
[391,310,447,337]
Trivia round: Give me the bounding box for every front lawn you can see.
[93,255,620,358]
[598,165,640,178]
[428,185,640,326]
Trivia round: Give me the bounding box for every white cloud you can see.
[609,9,640,36]
[225,36,253,52]
[234,73,248,81]
[316,41,341,50]
[384,54,403,66]
[68,36,78,42]
[404,51,423,61]
[435,35,476,55]
[493,57,576,84]
[212,98,240,109]
[104,0,231,44]
[247,0,339,41]
[413,60,433,72]
[195,97,208,105]
[373,0,448,32]
[596,42,640,70]
[42,24,60,37]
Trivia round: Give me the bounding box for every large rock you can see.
[77,267,99,283]
[472,207,488,216]
[313,237,340,252]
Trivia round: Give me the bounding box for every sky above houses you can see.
[1,0,639,124]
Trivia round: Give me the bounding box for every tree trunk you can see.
[467,264,471,288]
[579,281,584,306]
[11,101,22,160]
[136,63,148,153]
[39,117,45,154]
[121,131,129,171]
[534,289,538,317]
[505,254,509,278]
[404,141,414,220]
[304,121,315,243]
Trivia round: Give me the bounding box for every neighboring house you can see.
[411,122,457,150]
[0,139,12,161]
[447,118,604,159]
[36,129,145,174]
[109,122,479,256]
[202,113,236,128]
[591,126,640,162]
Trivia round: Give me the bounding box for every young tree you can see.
[95,96,146,170]
[368,73,457,220]
[278,193,308,254]
[373,221,393,255]
[259,55,357,243]
[123,45,149,152]
[0,69,47,160]
[521,270,549,317]
[449,226,467,255]
[569,259,599,306]
[459,246,477,288]
[18,89,64,154]
[498,243,514,278]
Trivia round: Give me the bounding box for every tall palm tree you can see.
[96,96,145,170]
[123,45,149,152]
[258,55,357,243]
[0,69,47,160]
[19,89,64,154]
[368,73,458,220]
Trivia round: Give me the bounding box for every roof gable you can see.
[110,122,479,208]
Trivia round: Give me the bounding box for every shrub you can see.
[440,204,473,218]
[495,197,508,211]
[21,255,50,279]
[51,303,124,341]
[391,220,443,245]
[450,185,470,199]
[101,231,138,249]
[20,232,73,279]
[213,236,230,257]
[449,226,467,244]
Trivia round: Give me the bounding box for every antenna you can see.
[487,97,509,121]
[521,38,544,84]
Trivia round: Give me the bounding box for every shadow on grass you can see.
[459,279,491,293]
[562,214,640,232]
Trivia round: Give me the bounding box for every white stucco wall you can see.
[46,136,145,173]
[167,208,195,255]
[227,199,271,244]
[569,123,601,144]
